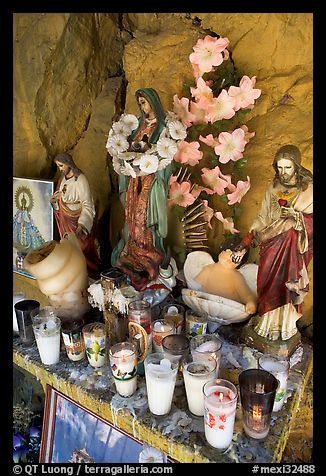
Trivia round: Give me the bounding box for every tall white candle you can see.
[144,356,178,415]
[110,348,137,397]
[203,384,237,450]
[33,318,61,365]
[183,361,216,416]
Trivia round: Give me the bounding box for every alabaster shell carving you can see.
[23,233,90,320]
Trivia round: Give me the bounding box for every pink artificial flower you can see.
[173,95,195,127]
[189,97,210,125]
[190,77,213,103]
[228,75,261,111]
[189,35,230,75]
[199,134,220,148]
[168,181,196,208]
[191,184,204,199]
[214,128,247,164]
[206,89,236,123]
[174,141,203,166]
[201,166,229,195]
[191,63,202,81]
[227,176,251,205]
[214,211,239,234]
[202,200,214,229]
[240,124,256,142]
[169,175,178,185]
[223,49,230,61]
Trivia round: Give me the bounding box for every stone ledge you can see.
[13,336,312,463]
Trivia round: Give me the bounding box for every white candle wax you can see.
[34,320,60,365]
[111,348,137,397]
[183,362,216,416]
[259,360,289,412]
[145,359,177,415]
[204,385,237,449]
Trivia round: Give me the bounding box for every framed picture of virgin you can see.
[40,386,172,463]
[13,177,54,278]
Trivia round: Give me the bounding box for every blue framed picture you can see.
[13,177,54,278]
[40,386,171,464]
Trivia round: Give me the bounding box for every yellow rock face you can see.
[13,13,313,325]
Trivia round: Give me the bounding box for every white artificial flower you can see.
[165,110,178,123]
[157,137,178,159]
[138,445,166,463]
[119,114,139,131]
[168,120,187,140]
[112,120,133,136]
[112,157,121,174]
[157,158,172,170]
[118,152,136,162]
[138,155,159,174]
[120,160,137,178]
[106,134,129,154]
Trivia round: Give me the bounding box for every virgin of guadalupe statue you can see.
[110,88,172,291]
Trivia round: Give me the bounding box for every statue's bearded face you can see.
[277,157,296,186]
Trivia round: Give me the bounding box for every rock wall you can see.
[13,12,313,328]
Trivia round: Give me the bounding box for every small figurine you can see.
[50,153,101,279]
[107,88,180,291]
[238,144,313,341]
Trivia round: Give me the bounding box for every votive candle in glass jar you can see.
[128,300,152,374]
[162,334,190,386]
[109,342,138,397]
[185,309,208,337]
[144,353,178,416]
[82,322,107,368]
[258,355,290,412]
[190,334,223,377]
[31,307,61,366]
[182,355,216,417]
[152,319,175,352]
[239,368,278,439]
[203,378,238,450]
[61,320,86,362]
[161,304,185,334]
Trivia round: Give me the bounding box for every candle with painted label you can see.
[203,380,238,450]
[183,357,216,416]
[109,342,137,397]
[190,334,223,377]
[185,309,208,337]
[258,355,290,412]
[82,323,107,368]
[152,319,175,352]
[144,353,178,415]
[61,320,86,362]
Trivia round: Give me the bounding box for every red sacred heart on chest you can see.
[278,199,288,206]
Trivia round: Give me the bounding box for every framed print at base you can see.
[13,177,54,278]
[40,386,172,464]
